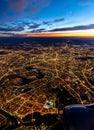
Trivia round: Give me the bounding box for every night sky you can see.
[0,0,94,37]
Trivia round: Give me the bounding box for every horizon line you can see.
[1,31,94,38]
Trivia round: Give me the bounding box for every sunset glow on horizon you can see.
[4,29,94,38]
[25,30,94,38]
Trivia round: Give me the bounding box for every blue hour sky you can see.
[0,0,94,37]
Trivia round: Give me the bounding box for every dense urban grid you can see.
[0,41,94,129]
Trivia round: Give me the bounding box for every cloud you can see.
[43,18,65,26]
[10,33,27,37]
[28,18,65,32]
[35,28,45,32]
[8,0,51,14]
[8,0,28,12]
[0,0,51,21]
[49,24,94,32]
[53,18,65,23]
[43,21,52,25]
[0,25,24,32]
[0,32,28,37]
[30,28,45,33]
[29,23,41,29]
